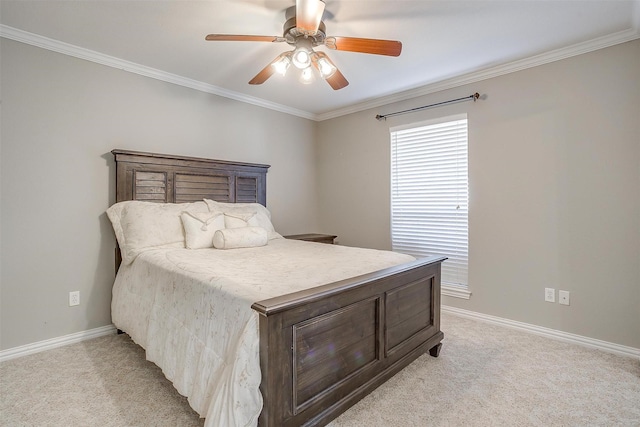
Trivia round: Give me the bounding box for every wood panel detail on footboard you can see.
[252,255,446,427]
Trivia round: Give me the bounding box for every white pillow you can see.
[204,199,272,219]
[205,199,281,240]
[213,227,268,249]
[181,212,225,249]
[224,212,256,229]
[106,201,127,251]
[106,200,209,264]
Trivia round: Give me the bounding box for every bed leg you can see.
[428,343,442,358]
[116,329,124,335]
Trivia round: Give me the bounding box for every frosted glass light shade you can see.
[317,57,336,78]
[272,55,291,75]
[292,47,312,69]
[300,66,315,84]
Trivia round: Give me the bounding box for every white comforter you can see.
[111,238,415,426]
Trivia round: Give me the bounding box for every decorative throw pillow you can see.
[205,199,282,240]
[212,227,269,249]
[181,212,225,249]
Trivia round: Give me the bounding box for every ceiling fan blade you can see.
[325,67,349,90]
[296,0,326,34]
[325,36,402,56]
[205,34,283,42]
[248,53,287,85]
[311,52,348,90]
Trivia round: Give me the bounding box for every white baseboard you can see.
[0,324,117,363]
[442,305,640,360]
[3,309,638,362]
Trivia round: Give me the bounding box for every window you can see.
[390,114,470,299]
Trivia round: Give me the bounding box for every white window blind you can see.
[391,116,469,295]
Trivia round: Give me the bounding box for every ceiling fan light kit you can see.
[272,54,292,76]
[205,0,402,90]
[300,66,315,84]
[314,54,336,79]
[291,38,313,69]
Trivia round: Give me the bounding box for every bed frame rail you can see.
[252,255,446,427]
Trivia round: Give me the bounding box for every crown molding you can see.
[0,24,316,121]
[316,27,640,121]
[2,24,638,122]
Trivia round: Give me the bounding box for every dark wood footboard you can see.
[252,255,446,427]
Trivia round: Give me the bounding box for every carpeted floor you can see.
[1,313,638,426]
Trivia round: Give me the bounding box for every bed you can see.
[108,149,445,427]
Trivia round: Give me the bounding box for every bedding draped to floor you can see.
[111,238,415,426]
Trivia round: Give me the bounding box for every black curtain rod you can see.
[375,92,480,121]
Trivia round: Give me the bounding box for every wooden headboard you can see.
[111,149,270,270]
[112,149,270,205]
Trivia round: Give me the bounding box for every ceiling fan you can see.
[205,0,402,90]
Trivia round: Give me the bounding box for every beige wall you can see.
[0,39,318,350]
[317,40,640,348]
[2,37,638,352]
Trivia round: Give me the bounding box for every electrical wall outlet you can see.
[69,291,80,307]
[559,290,570,305]
[545,288,555,303]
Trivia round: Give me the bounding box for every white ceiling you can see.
[1,1,639,120]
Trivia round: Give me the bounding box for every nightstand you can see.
[284,233,337,244]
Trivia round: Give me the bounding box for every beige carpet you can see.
[1,313,638,426]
